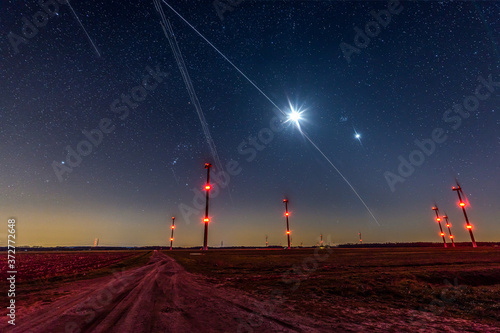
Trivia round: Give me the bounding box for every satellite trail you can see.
[153,0,224,176]
[160,0,378,225]
[67,0,101,57]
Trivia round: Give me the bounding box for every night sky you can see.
[1,1,498,247]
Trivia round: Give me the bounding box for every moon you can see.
[289,110,302,123]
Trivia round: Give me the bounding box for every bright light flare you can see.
[285,100,307,128]
[205,185,211,190]
[289,111,301,123]
[459,202,465,207]
[203,218,210,222]
[466,225,472,229]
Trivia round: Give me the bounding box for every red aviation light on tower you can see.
[286,230,291,235]
[459,202,465,207]
[171,225,175,229]
[285,212,289,216]
[450,235,454,239]
[440,232,445,236]
[170,237,174,241]
[205,185,211,190]
[203,218,210,222]
[436,218,441,222]
[432,207,437,211]
[446,224,450,228]
[466,225,472,229]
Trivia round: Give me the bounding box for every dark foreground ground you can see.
[165,247,500,330]
[1,247,499,332]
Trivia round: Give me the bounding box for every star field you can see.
[0,0,498,246]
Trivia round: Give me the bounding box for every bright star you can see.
[353,128,363,146]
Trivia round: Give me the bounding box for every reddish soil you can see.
[2,249,499,332]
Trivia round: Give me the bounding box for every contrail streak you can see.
[301,130,380,226]
[67,0,101,57]
[161,1,378,225]
[154,0,233,202]
[154,0,223,172]
[161,0,284,115]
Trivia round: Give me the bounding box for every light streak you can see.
[67,0,101,57]
[161,1,379,226]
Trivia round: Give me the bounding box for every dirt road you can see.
[4,251,499,332]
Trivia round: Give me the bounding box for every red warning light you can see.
[205,185,211,190]
[171,225,175,229]
[432,207,437,210]
[452,186,456,190]
[440,232,445,236]
[459,202,465,207]
[466,225,472,229]
[170,238,174,241]
[446,224,450,227]
[450,235,454,239]
[285,212,289,216]
[436,218,441,222]
[286,231,290,235]
[203,218,210,222]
